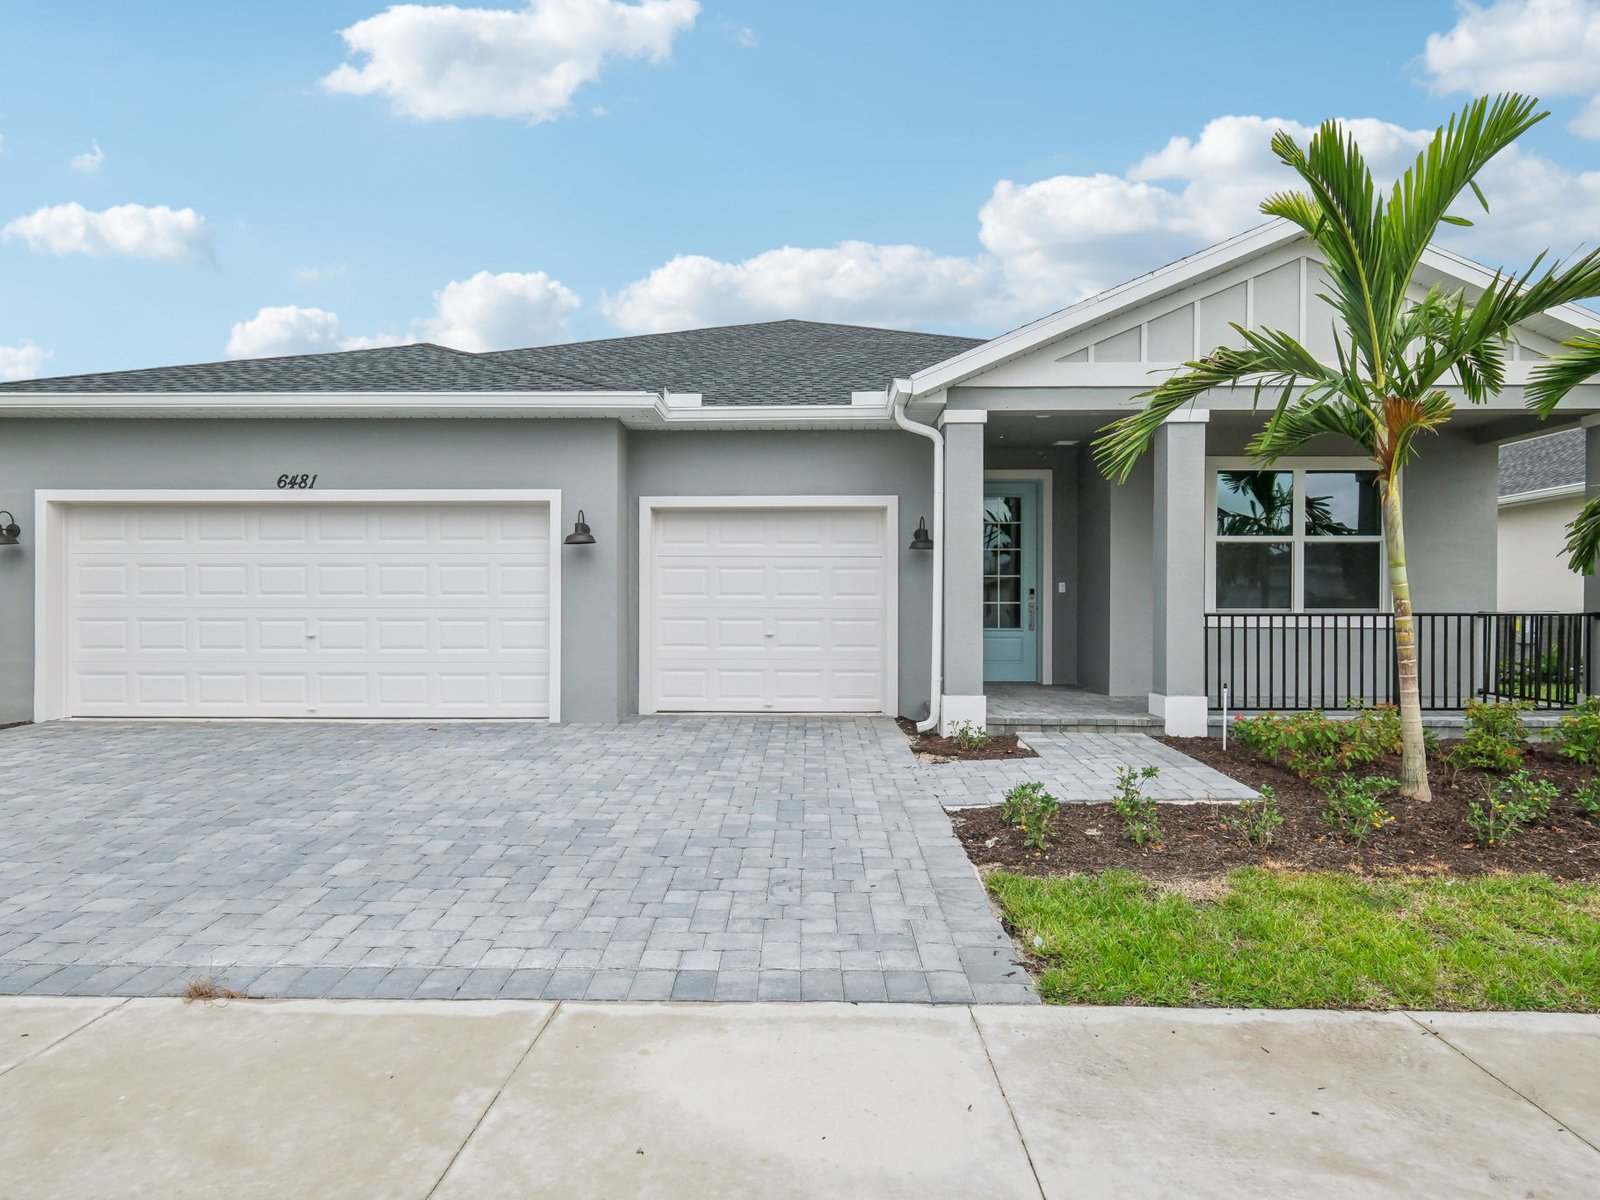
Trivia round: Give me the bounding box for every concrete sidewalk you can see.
[2,1000,1596,1197]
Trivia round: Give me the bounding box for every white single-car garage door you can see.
[645,502,894,713]
[59,498,555,718]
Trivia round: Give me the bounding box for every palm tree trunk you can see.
[1380,475,1432,800]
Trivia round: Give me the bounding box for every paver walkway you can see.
[917,731,1257,807]
[2,999,1596,1198]
[0,717,1034,1004]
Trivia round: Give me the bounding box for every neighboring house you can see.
[1497,429,1585,612]
[3,220,1599,736]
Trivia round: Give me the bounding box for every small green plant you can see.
[1221,785,1284,848]
[1322,774,1397,842]
[1571,780,1600,819]
[1551,697,1600,765]
[950,721,992,751]
[1112,765,1163,847]
[1467,771,1559,846]
[1445,699,1530,773]
[1232,707,1400,784]
[999,781,1060,852]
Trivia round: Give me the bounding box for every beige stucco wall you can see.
[1498,494,1585,612]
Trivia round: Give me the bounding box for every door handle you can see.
[1027,589,1037,632]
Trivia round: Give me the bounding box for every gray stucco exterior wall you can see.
[0,419,940,726]
[626,428,937,720]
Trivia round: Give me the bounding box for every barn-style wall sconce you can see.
[563,510,596,546]
[908,516,933,551]
[0,511,19,547]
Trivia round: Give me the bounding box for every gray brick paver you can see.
[0,716,1037,1005]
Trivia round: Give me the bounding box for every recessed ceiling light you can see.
[1033,414,1055,419]
[1052,439,1079,446]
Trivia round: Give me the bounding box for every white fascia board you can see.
[905,221,1304,397]
[1499,483,1585,507]
[0,390,898,428]
[1418,244,1600,336]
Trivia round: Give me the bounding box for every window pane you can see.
[1304,543,1382,609]
[1216,471,1293,536]
[995,604,1021,629]
[1216,542,1292,610]
[1306,471,1379,536]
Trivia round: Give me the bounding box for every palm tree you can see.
[1094,94,1600,801]
[1527,337,1600,571]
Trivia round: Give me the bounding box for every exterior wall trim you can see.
[983,468,1055,686]
[636,494,900,717]
[32,488,564,723]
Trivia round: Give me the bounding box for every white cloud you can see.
[69,140,104,173]
[728,23,756,48]
[422,269,580,349]
[292,263,348,283]
[0,342,50,381]
[322,0,700,122]
[1422,1,1600,137]
[606,110,1600,335]
[1,202,211,263]
[228,269,581,358]
[226,306,355,358]
[602,242,999,334]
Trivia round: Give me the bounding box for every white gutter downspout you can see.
[890,379,944,733]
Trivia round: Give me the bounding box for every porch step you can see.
[991,715,1163,734]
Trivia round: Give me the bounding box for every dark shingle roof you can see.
[483,320,984,406]
[0,342,603,394]
[1499,429,1584,498]
[0,320,984,405]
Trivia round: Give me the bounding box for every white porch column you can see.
[1585,421,1600,699]
[939,410,987,733]
[1151,410,1209,736]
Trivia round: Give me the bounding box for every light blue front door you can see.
[982,480,1041,682]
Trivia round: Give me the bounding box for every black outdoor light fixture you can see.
[909,516,934,551]
[0,511,19,547]
[563,509,596,546]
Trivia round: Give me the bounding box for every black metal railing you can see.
[1204,611,1595,711]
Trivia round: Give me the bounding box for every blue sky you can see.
[2,0,1598,379]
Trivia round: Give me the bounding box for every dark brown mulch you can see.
[0,720,28,733]
[895,717,1038,761]
[952,739,1600,882]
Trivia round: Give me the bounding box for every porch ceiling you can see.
[985,410,1109,449]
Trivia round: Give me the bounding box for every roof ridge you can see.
[429,343,614,392]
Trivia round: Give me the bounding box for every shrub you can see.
[999,781,1060,852]
[1445,699,1530,773]
[1112,765,1163,847]
[1221,785,1284,848]
[951,721,992,751]
[1572,780,1600,819]
[1551,698,1600,766]
[1233,706,1400,784]
[1322,774,1397,842]
[1467,771,1559,846]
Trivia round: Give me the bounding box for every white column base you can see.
[938,694,988,737]
[1150,693,1208,738]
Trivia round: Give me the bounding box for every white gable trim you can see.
[908,219,1600,398]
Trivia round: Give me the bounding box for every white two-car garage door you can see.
[645,502,894,713]
[57,497,556,719]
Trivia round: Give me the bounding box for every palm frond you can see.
[1528,334,1600,414]
[1093,329,1334,483]
[1566,492,1600,575]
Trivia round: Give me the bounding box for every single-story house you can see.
[1497,428,1585,612]
[3,220,1598,736]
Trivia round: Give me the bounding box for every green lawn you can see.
[989,868,1600,1010]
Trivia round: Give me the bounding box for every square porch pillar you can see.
[1585,421,1600,697]
[1151,411,1209,736]
[939,410,987,733]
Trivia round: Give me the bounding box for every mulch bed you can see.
[952,738,1600,882]
[895,717,1038,761]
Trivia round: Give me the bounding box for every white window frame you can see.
[33,488,563,723]
[1206,459,1387,613]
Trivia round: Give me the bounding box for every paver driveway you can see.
[0,718,1034,1004]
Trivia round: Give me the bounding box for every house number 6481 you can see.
[277,473,318,489]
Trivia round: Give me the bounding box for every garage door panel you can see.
[62,501,553,719]
[649,506,889,713]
